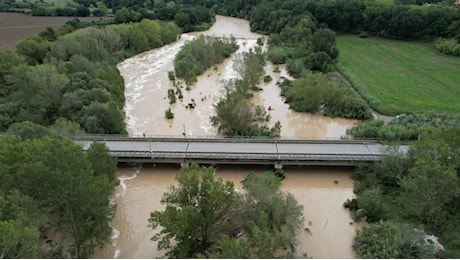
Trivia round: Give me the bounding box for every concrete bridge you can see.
[75,136,403,167]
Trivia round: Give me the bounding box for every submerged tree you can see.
[148,164,239,258]
[210,79,281,137]
[149,164,304,258]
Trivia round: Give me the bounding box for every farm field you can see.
[0,12,107,49]
[336,35,460,115]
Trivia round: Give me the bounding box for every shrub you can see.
[263,75,272,82]
[267,47,287,64]
[434,38,460,56]
[165,108,174,119]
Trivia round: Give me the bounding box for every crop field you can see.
[0,12,106,49]
[336,35,460,115]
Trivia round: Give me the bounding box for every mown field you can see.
[0,12,106,49]
[336,35,460,115]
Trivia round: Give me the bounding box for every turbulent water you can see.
[93,15,358,259]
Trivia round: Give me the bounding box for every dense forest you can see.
[0,135,118,258]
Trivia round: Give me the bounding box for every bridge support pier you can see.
[274,162,283,170]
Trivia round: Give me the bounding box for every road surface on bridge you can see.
[75,137,402,166]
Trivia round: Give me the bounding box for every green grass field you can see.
[336,35,460,115]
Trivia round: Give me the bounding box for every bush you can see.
[284,73,372,120]
[434,38,460,56]
[263,75,272,82]
[165,108,174,119]
[305,51,333,72]
[359,32,368,38]
[267,47,287,64]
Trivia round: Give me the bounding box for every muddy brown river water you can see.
[93,15,358,259]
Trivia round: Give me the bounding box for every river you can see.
[93,15,357,259]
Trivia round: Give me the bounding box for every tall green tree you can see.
[210,79,281,137]
[0,136,116,258]
[15,36,50,65]
[149,165,304,258]
[7,64,69,126]
[149,163,238,258]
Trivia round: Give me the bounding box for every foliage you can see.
[263,75,272,83]
[15,35,50,65]
[233,48,265,89]
[348,113,460,142]
[0,192,41,259]
[267,47,287,64]
[210,79,281,137]
[1,19,180,134]
[149,164,304,259]
[305,51,334,72]
[354,220,435,259]
[148,163,238,258]
[312,28,339,59]
[164,108,174,119]
[347,128,460,257]
[283,72,372,120]
[174,35,238,84]
[434,38,460,56]
[0,135,117,258]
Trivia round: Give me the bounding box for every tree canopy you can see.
[0,135,118,258]
[345,127,460,258]
[149,164,304,258]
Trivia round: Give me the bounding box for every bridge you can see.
[75,136,404,167]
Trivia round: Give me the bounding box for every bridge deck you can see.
[75,137,399,166]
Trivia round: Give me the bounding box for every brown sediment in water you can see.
[93,165,356,259]
[94,15,358,259]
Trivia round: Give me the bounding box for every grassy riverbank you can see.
[336,35,460,115]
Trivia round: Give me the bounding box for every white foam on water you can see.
[108,167,141,258]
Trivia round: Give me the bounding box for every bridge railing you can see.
[72,134,378,144]
[109,150,381,162]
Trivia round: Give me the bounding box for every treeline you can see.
[345,127,460,258]
[0,19,180,135]
[246,0,460,42]
[348,112,460,142]
[174,35,238,83]
[0,0,106,17]
[0,135,118,258]
[111,3,214,32]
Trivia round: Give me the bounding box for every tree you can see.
[148,163,238,258]
[149,165,304,258]
[399,158,459,230]
[15,36,50,65]
[7,64,69,125]
[0,220,40,259]
[85,142,117,184]
[80,102,125,134]
[18,137,115,258]
[233,48,265,89]
[210,79,281,137]
[0,192,41,258]
[354,220,435,259]
[0,136,116,258]
[6,121,51,139]
[0,50,25,91]
[312,28,339,59]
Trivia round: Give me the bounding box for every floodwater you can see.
[119,15,357,138]
[94,166,356,259]
[93,15,357,259]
